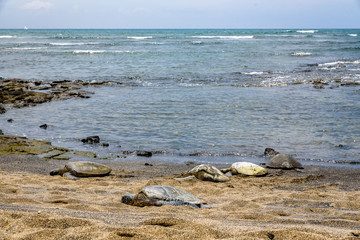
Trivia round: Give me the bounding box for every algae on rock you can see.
[0,135,97,161]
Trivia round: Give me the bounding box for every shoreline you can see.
[1,154,360,239]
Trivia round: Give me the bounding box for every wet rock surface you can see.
[0,135,98,161]
[81,136,100,144]
[0,78,121,111]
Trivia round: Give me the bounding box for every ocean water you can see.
[0,29,359,166]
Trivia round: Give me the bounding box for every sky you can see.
[0,0,360,29]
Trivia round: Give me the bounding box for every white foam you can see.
[127,36,152,40]
[243,71,266,75]
[50,42,90,46]
[113,50,135,54]
[291,52,312,56]
[193,35,254,39]
[8,47,46,51]
[191,41,203,44]
[0,35,16,38]
[296,30,317,34]
[348,34,358,37]
[318,60,360,67]
[73,50,105,54]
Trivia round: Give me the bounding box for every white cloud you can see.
[23,1,53,10]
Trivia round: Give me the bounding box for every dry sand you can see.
[1,154,360,239]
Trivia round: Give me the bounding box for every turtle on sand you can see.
[221,162,268,176]
[176,164,230,182]
[122,185,209,208]
[266,154,302,169]
[49,161,112,179]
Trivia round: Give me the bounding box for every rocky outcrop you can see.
[0,78,121,109]
[0,135,98,160]
[0,104,6,114]
[81,136,100,144]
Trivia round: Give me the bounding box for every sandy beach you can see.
[0,154,360,239]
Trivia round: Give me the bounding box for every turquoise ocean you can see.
[0,29,359,166]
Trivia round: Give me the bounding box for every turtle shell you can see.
[140,185,202,205]
[65,161,111,177]
[188,164,230,182]
[266,154,302,169]
[230,162,268,176]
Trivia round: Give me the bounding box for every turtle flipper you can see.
[156,200,199,208]
[63,172,79,179]
[174,175,195,181]
[199,203,212,209]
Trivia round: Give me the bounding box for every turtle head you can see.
[49,167,67,176]
[121,193,135,205]
[49,168,60,176]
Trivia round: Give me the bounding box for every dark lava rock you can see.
[81,136,100,144]
[144,163,153,166]
[341,82,360,87]
[0,129,3,135]
[102,143,109,147]
[0,104,6,114]
[136,151,152,157]
[40,124,48,129]
[264,148,279,157]
[7,119,13,123]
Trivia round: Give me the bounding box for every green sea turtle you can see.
[49,161,111,179]
[266,154,302,169]
[177,164,230,182]
[122,185,209,208]
[221,162,268,176]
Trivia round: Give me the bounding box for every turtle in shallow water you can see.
[177,164,229,182]
[122,185,209,208]
[221,162,268,176]
[49,161,112,179]
[266,154,302,169]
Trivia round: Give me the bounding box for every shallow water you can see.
[2,84,359,166]
[0,29,359,166]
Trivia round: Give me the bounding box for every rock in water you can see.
[264,148,279,157]
[81,136,100,144]
[0,104,6,114]
[136,150,152,157]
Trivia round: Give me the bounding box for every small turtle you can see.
[122,185,209,208]
[221,162,268,176]
[266,154,302,169]
[49,161,111,179]
[177,164,229,182]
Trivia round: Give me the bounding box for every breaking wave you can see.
[297,30,317,34]
[193,35,254,39]
[291,52,312,56]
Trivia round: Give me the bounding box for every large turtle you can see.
[266,154,302,169]
[177,164,229,182]
[122,185,209,208]
[49,161,112,179]
[221,162,268,176]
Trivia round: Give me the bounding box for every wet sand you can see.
[0,154,360,239]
